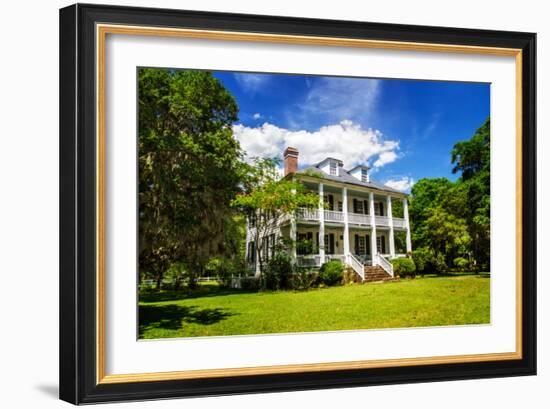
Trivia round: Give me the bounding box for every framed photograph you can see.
[59,3,536,404]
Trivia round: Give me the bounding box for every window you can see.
[297,232,313,255]
[376,235,386,254]
[329,160,337,175]
[247,241,256,264]
[353,199,363,214]
[324,233,335,254]
[324,194,334,211]
[358,236,366,254]
[355,235,371,255]
[374,202,384,216]
[353,198,369,214]
[361,168,368,182]
[267,233,276,260]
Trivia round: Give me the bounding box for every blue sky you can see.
[213,71,490,192]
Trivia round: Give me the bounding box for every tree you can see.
[232,158,319,282]
[138,68,245,289]
[408,117,490,273]
[409,178,454,251]
[451,118,490,270]
[424,207,471,265]
[451,118,490,181]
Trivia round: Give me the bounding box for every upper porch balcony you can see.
[296,208,407,229]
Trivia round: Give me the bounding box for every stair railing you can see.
[347,253,365,282]
[376,253,394,277]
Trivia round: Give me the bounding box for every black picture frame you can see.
[60,3,536,404]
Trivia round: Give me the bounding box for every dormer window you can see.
[349,164,370,182]
[329,161,337,175]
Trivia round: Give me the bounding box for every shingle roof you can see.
[296,163,406,195]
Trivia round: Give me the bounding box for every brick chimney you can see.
[283,147,299,176]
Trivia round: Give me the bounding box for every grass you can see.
[138,274,490,339]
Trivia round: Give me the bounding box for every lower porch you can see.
[293,225,408,268]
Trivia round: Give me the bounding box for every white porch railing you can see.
[296,254,323,267]
[348,212,370,225]
[295,252,395,281]
[296,208,319,221]
[347,253,365,281]
[374,253,394,277]
[375,215,391,227]
[295,208,406,230]
[392,218,407,229]
[324,210,345,223]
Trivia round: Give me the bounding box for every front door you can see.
[354,234,371,262]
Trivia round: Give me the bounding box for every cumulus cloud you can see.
[373,151,398,168]
[233,73,270,94]
[232,120,399,170]
[252,113,262,120]
[384,177,415,192]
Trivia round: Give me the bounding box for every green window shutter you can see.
[354,234,359,254]
[363,200,369,215]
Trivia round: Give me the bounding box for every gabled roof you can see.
[296,161,406,195]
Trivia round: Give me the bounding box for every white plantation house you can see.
[245,147,413,282]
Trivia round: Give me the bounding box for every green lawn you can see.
[139,274,490,339]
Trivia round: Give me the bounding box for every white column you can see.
[290,213,297,264]
[369,192,377,264]
[255,243,261,277]
[318,183,325,264]
[403,197,412,254]
[387,196,395,258]
[254,213,261,277]
[342,187,350,260]
[290,187,297,264]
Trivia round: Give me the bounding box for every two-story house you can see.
[245,147,412,281]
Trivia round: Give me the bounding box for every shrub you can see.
[239,277,260,291]
[412,247,447,275]
[264,252,294,290]
[292,268,319,290]
[342,266,361,284]
[391,257,416,278]
[319,260,344,286]
[453,257,470,270]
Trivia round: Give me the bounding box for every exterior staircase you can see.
[363,265,398,283]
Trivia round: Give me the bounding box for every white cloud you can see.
[384,177,415,192]
[373,151,398,168]
[233,73,270,93]
[232,120,400,170]
[252,113,262,120]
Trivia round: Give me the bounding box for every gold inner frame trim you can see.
[95,23,523,385]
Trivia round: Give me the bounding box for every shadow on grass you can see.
[139,304,235,336]
[421,271,490,279]
[139,286,255,303]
